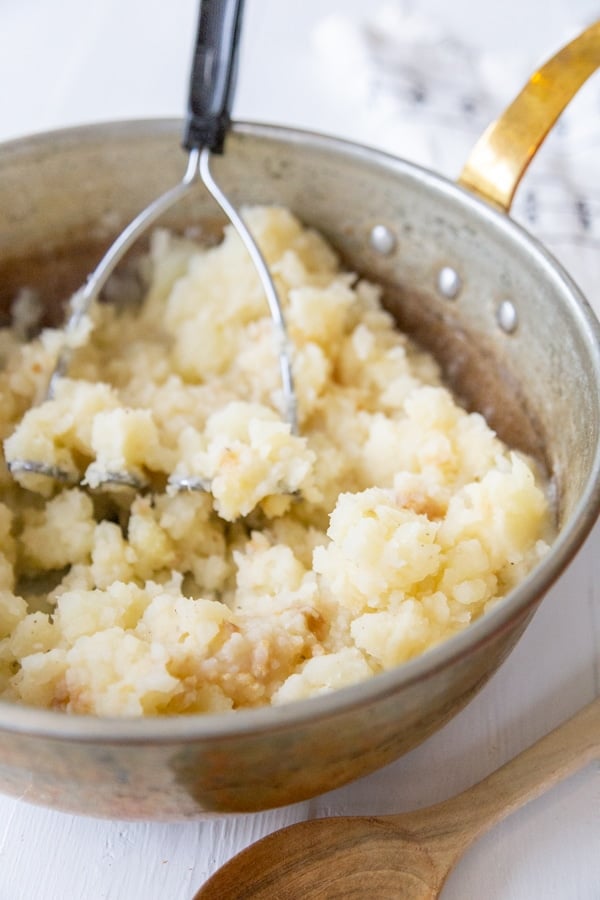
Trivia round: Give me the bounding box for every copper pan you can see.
[0,23,598,818]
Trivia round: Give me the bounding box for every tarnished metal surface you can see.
[0,120,598,818]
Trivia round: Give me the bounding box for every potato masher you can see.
[7,0,298,493]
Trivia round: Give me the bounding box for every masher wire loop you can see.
[8,0,298,493]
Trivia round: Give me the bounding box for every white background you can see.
[1,1,599,897]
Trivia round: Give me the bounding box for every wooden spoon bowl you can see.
[194,697,600,898]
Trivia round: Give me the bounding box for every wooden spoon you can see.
[194,697,599,899]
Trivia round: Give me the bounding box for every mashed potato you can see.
[0,208,552,716]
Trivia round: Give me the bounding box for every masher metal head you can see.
[7,0,298,494]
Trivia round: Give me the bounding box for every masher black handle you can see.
[183,0,244,154]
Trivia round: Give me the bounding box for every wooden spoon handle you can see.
[431,696,600,849]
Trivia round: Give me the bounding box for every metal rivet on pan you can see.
[497,299,518,333]
[437,266,461,299]
[370,224,397,255]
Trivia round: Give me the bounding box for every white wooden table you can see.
[1,1,599,897]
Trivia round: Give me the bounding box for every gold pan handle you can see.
[459,21,600,212]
